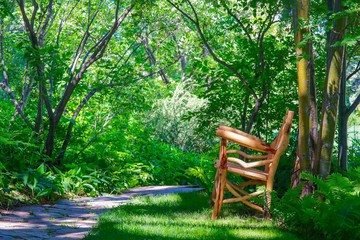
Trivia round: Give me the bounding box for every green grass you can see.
[85,191,300,240]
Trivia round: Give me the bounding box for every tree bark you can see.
[338,59,360,171]
[338,44,348,171]
[316,0,346,178]
[294,0,314,175]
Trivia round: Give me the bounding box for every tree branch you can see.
[56,87,99,164]
[54,3,135,126]
[346,93,360,117]
[56,0,81,45]
[167,0,258,101]
[30,0,39,29]
[38,0,54,47]
[346,60,360,80]
[221,1,253,42]
[69,1,103,76]
[57,29,143,163]
[19,62,35,113]
[18,0,38,48]
[18,0,54,120]
[172,34,187,81]
[108,42,141,84]
[141,55,181,79]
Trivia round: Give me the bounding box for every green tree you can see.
[0,0,134,166]
[167,0,297,139]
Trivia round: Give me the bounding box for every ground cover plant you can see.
[273,167,360,240]
[85,191,300,240]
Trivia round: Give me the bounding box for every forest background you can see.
[0,0,359,238]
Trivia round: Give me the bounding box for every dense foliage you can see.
[274,168,360,240]
[0,0,359,238]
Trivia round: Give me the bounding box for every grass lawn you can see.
[85,191,300,240]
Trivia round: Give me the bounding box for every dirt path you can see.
[0,185,203,239]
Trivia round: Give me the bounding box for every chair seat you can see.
[215,160,268,182]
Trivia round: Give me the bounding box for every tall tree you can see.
[292,0,350,184]
[315,0,347,178]
[292,0,317,189]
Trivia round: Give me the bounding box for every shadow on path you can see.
[0,185,203,239]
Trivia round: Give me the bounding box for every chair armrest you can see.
[216,129,276,154]
[227,157,273,168]
[226,150,268,160]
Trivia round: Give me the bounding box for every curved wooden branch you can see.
[226,150,268,160]
[218,125,265,144]
[227,157,273,168]
[216,129,276,153]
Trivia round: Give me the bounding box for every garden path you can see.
[0,185,203,239]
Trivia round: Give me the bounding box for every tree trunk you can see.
[338,46,348,171]
[338,111,348,171]
[308,43,318,172]
[294,0,314,175]
[56,88,98,166]
[316,0,346,178]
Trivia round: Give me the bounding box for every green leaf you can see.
[36,164,46,175]
[83,183,96,192]
[23,174,29,186]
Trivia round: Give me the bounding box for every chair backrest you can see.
[266,110,294,190]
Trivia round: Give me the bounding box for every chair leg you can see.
[211,169,221,219]
[263,191,271,219]
[211,168,227,220]
[211,173,218,205]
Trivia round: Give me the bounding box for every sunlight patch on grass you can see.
[86,191,300,240]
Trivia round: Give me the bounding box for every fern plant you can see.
[273,169,360,240]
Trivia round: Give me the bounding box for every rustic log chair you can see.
[211,110,294,220]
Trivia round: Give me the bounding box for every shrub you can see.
[149,80,210,152]
[273,169,360,240]
[0,163,62,208]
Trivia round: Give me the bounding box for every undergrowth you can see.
[273,168,360,240]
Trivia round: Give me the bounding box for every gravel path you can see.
[0,185,203,239]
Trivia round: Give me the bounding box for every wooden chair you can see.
[211,110,294,220]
